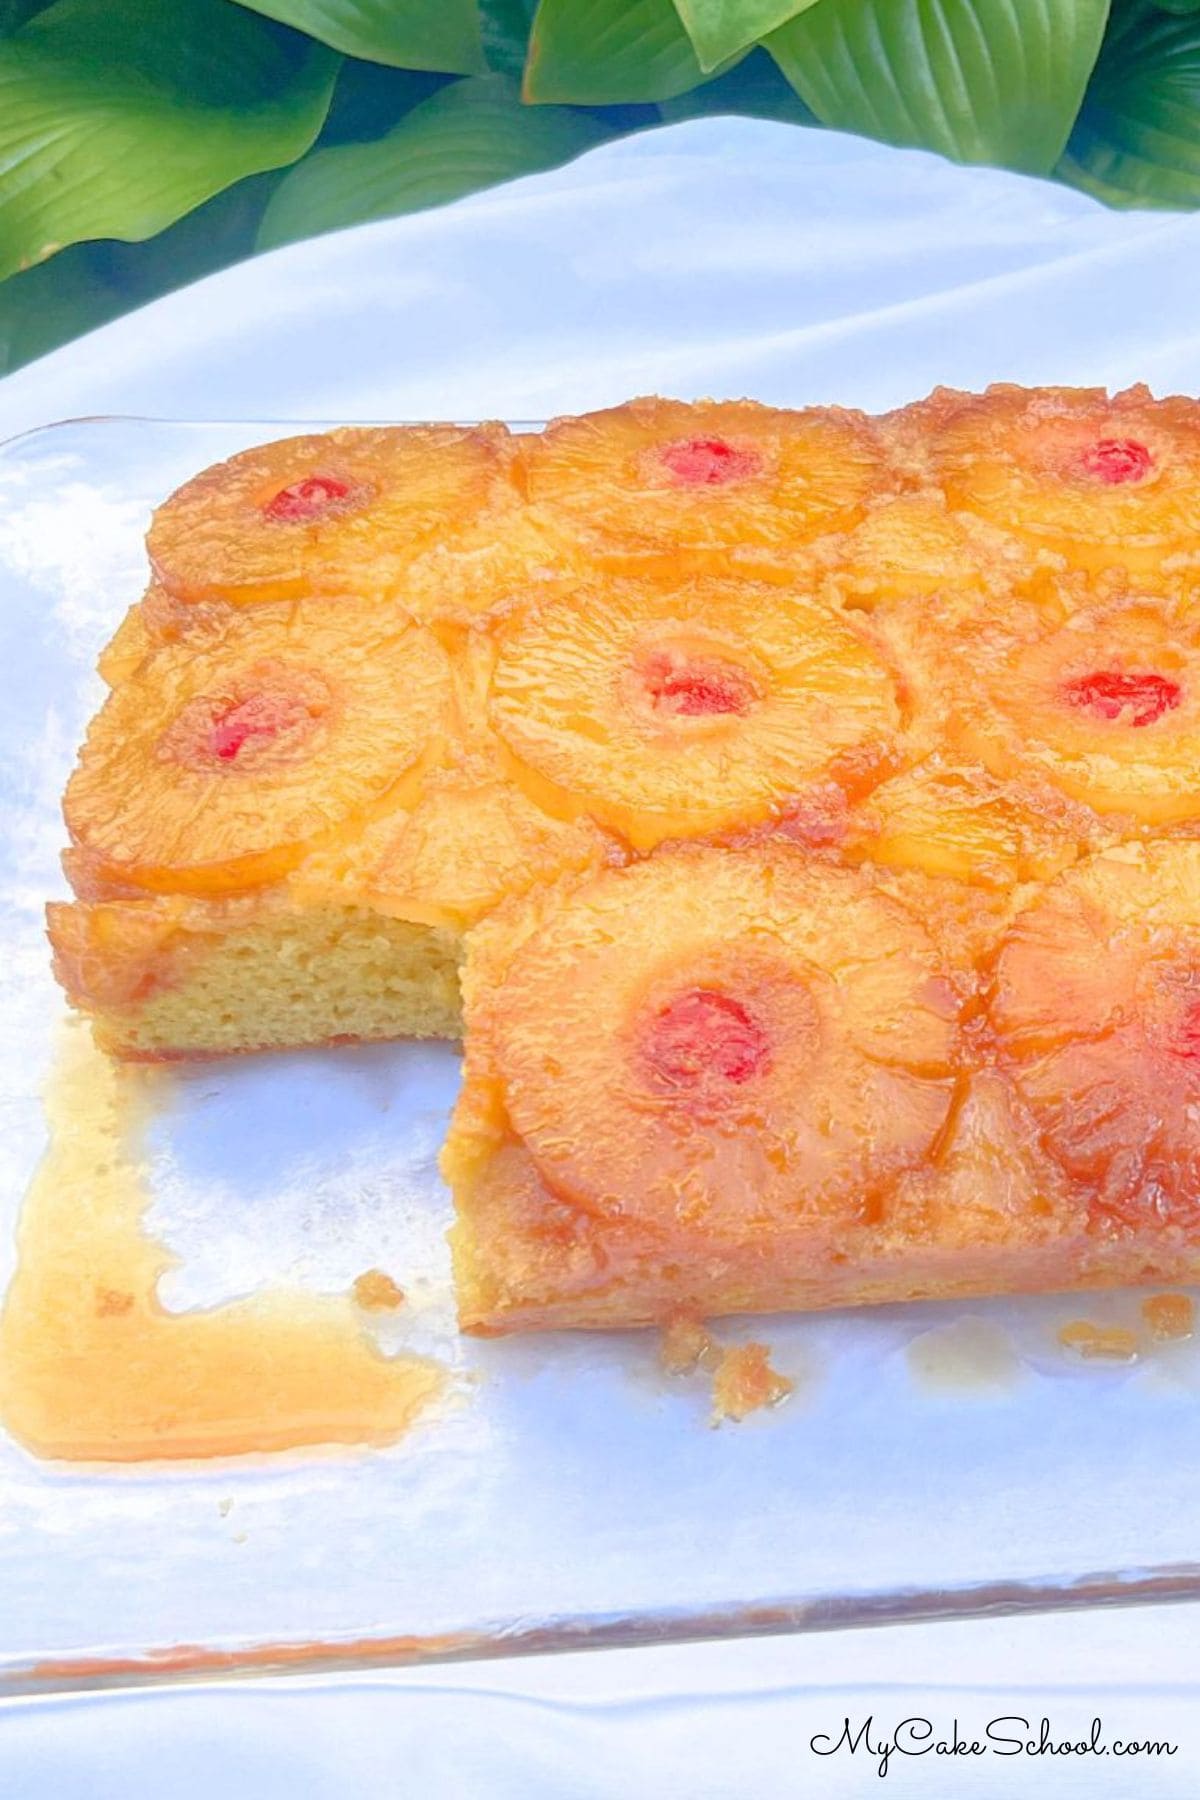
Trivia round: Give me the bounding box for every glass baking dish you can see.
[2,416,1199,1697]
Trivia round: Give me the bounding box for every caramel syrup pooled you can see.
[1141,1292,1196,1344]
[1057,1319,1139,1363]
[906,1316,1023,1393]
[0,1026,443,1462]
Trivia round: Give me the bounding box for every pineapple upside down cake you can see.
[48,387,1200,1332]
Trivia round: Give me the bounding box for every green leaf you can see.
[0,170,283,375]
[0,0,51,33]
[89,172,281,298]
[228,0,486,73]
[0,246,124,374]
[320,60,451,144]
[481,0,539,75]
[258,73,609,251]
[1060,5,1200,207]
[672,0,819,72]
[658,43,814,119]
[526,0,734,103]
[768,0,1110,176]
[0,0,337,282]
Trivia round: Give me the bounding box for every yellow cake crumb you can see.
[659,1314,717,1375]
[711,1342,794,1423]
[352,1269,406,1312]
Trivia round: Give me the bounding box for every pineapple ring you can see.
[290,757,612,930]
[489,575,904,851]
[992,843,1200,1231]
[953,599,1200,825]
[846,758,1082,888]
[928,384,1200,573]
[519,396,886,571]
[147,424,515,608]
[64,607,453,896]
[829,496,997,613]
[485,846,960,1235]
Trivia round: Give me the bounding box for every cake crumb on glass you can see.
[1141,1292,1195,1343]
[711,1341,794,1423]
[659,1314,717,1375]
[352,1269,406,1312]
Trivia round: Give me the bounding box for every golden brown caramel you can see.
[905,1317,1023,1393]
[0,1028,442,1461]
[1142,1292,1196,1343]
[1058,1321,1139,1362]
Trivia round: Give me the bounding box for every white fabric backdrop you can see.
[3,116,1200,438]
[3,117,1200,1794]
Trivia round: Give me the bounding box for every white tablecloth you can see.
[4,1606,1200,1796]
[3,117,1200,1795]
[4,115,1199,439]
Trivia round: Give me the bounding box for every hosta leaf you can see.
[1060,5,1200,206]
[672,0,819,71]
[658,44,814,120]
[229,0,486,73]
[481,0,539,75]
[258,74,608,251]
[0,247,124,374]
[768,0,1110,176]
[0,0,51,32]
[526,0,733,103]
[0,172,279,375]
[0,0,337,282]
[320,61,450,144]
[90,172,281,298]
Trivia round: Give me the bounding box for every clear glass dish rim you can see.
[7,1562,1200,1699]
[0,414,553,455]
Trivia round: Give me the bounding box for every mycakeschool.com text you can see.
[809,1714,1178,1779]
